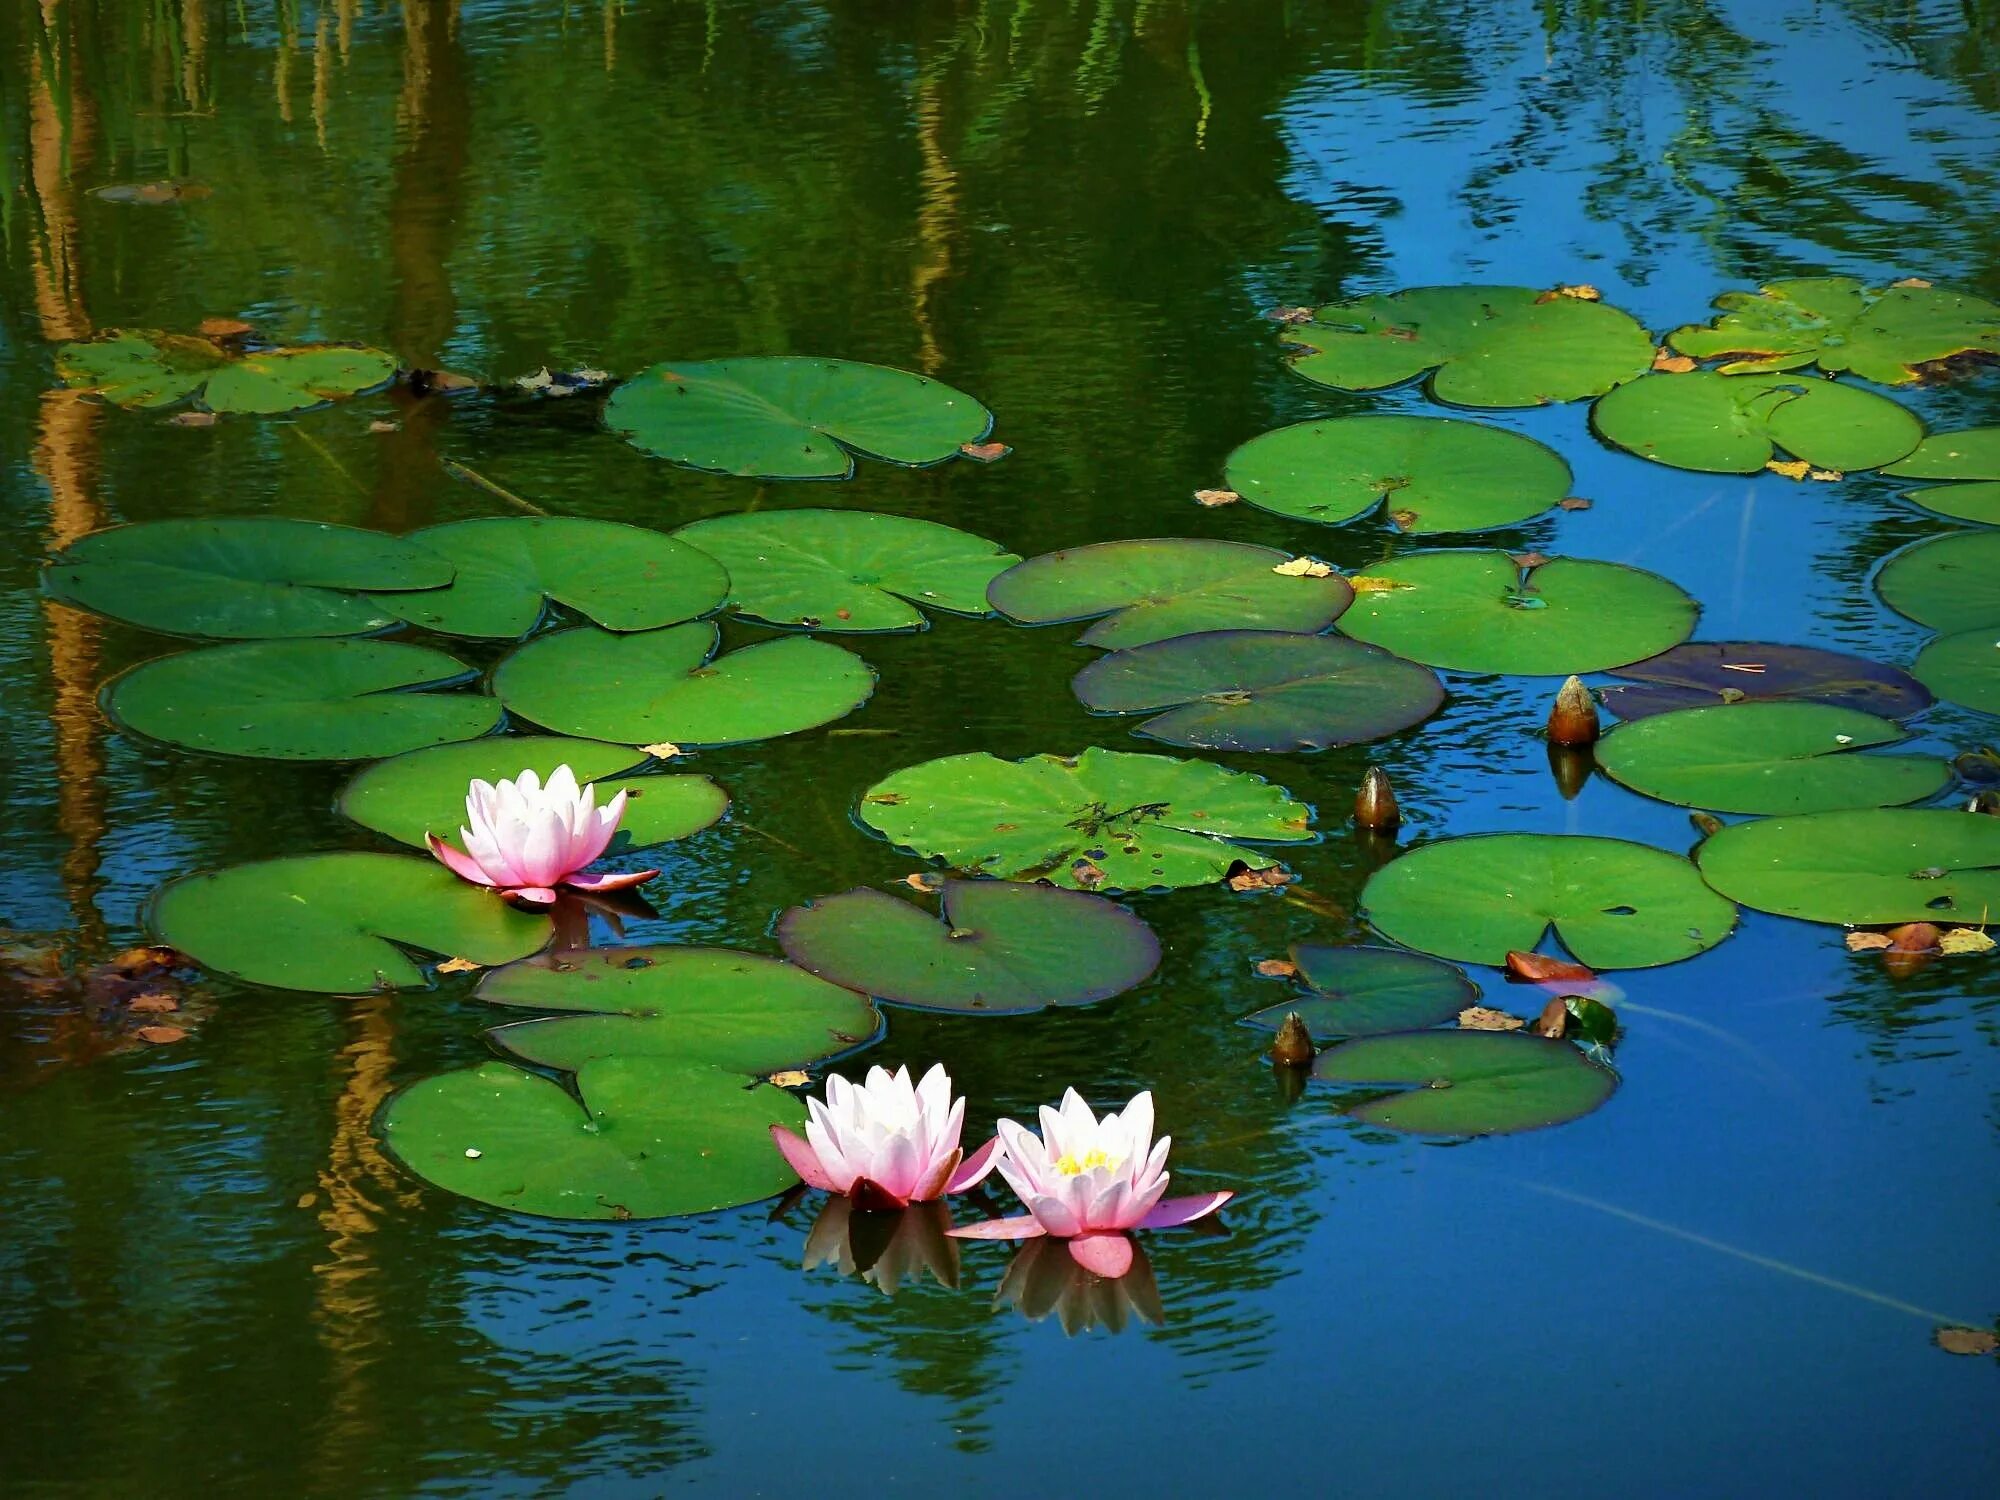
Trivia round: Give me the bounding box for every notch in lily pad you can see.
[57,328,398,413]
[1592,370,1922,474]
[604,356,995,479]
[1242,945,1477,1040]
[1666,277,2000,385]
[1601,641,1932,721]
[778,880,1159,1013]
[1314,1029,1618,1136]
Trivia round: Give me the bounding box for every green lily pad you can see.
[1070,630,1444,752]
[1913,629,2000,716]
[150,852,549,992]
[858,747,1314,892]
[103,639,500,761]
[672,509,1018,632]
[1335,552,1697,676]
[493,622,873,746]
[337,736,727,853]
[1313,1030,1618,1136]
[57,329,397,412]
[41,518,454,639]
[1666,277,2000,384]
[371,518,728,638]
[1876,532,2000,633]
[604,357,992,478]
[1241,945,1477,1039]
[776,880,1159,1013]
[1283,285,1654,407]
[1594,702,1952,815]
[1697,809,2000,925]
[1221,414,1573,533]
[1601,641,1933,721]
[472,946,878,1074]
[1901,481,2000,526]
[380,1057,802,1221]
[1882,428,2000,522]
[986,539,1352,649]
[1361,833,1737,968]
[1591,370,1923,474]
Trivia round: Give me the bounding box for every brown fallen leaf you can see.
[1505,950,1596,983]
[1845,931,1894,951]
[959,440,1011,463]
[1939,927,1995,956]
[135,1025,189,1045]
[1536,283,1602,303]
[1071,859,1108,890]
[1225,864,1295,892]
[901,872,946,892]
[1253,957,1299,978]
[110,946,186,978]
[1556,496,1593,511]
[126,991,181,1015]
[1891,277,1934,290]
[1652,347,1697,374]
[640,742,684,760]
[768,1070,811,1089]
[1348,575,1405,593]
[1272,555,1333,578]
[1508,551,1551,570]
[1388,508,1421,531]
[1263,305,1315,324]
[196,316,254,341]
[1458,1006,1526,1032]
[434,957,481,975]
[1935,1325,1999,1356]
[1193,488,1240,508]
[1690,811,1724,840]
[167,411,218,427]
[1765,458,1812,480]
[1533,997,1571,1038]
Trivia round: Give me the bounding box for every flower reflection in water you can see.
[801,1197,960,1297]
[996,1236,1166,1337]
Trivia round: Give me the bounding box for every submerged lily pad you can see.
[1591,370,1923,474]
[1697,809,2000,925]
[1875,532,2000,633]
[493,622,873,746]
[57,329,397,412]
[604,357,992,478]
[673,510,1017,632]
[1883,427,2000,525]
[150,852,549,992]
[1242,946,1477,1039]
[1335,552,1697,676]
[986,539,1352,648]
[1283,285,1654,407]
[1221,415,1573,533]
[1666,277,2000,384]
[41,518,453,639]
[1071,630,1444,752]
[1314,1030,1618,1135]
[1602,641,1932,721]
[776,881,1159,1013]
[1912,630,2000,716]
[858,747,1314,892]
[1594,702,1951,815]
[1361,833,1736,968]
[337,736,727,852]
[371,518,728,638]
[103,639,500,761]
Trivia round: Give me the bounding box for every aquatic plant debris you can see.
[1666,276,2000,383]
[57,328,397,413]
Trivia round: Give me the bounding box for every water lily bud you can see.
[1547,676,1601,746]
[1883,920,1943,980]
[1355,766,1400,831]
[1270,1012,1315,1067]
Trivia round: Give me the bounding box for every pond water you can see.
[3,0,1998,1493]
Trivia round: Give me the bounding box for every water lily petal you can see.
[1024,1192,1085,1238]
[505,886,560,906]
[947,1135,1001,1193]
[910,1148,962,1203]
[426,833,499,888]
[771,1124,838,1192]
[1137,1191,1233,1230]
[1067,1232,1136,1279]
[560,868,659,893]
[946,1214,1047,1241]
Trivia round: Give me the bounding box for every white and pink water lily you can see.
[949,1088,1232,1279]
[426,766,658,907]
[772,1063,1000,1210]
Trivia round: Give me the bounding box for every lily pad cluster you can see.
[58,328,398,413]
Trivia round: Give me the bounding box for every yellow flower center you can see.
[1052,1147,1119,1176]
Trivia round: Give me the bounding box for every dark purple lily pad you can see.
[1601,641,1932,721]
[1071,630,1444,752]
[1242,945,1477,1039]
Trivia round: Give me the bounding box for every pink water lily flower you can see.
[948,1088,1232,1279]
[425,766,658,908]
[771,1063,1000,1210]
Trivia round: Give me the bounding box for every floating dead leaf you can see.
[1764,458,1812,480]
[1808,468,1843,482]
[1071,858,1108,890]
[1505,950,1596,984]
[1458,1006,1526,1032]
[1533,997,1570,1038]
[110,946,187,978]
[167,411,218,428]
[134,1025,189,1045]
[1934,1325,1998,1356]
[126,991,181,1015]
[959,440,1011,463]
[1272,555,1333,578]
[1891,277,1934,290]
[1388,508,1422,531]
[1652,348,1697,374]
[196,317,255,341]
[1556,496,1594,511]
[1536,284,1602,303]
[1194,488,1240,508]
[767,1069,812,1089]
[901,872,946,893]
[1845,931,1894,952]
[296,1192,318,1209]
[1264,305,1315,324]
[1253,957,1299,979]
[1689,811,1724,839]
[1349,575,1406,594]
[434,957,481,975]
[1508,551,1551,571]
[640,742,685,760]
[1225,864,1295,893]
[1939,927,1995,956]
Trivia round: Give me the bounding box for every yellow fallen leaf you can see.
[1193,488,1240,507]
[768,1070,811,1089]
[1765,458,1811,480]
[1272,555,1333,578]
[1458,1006,1526,1032]
[1939,928,1995,956]
[641,742,684,760]
[435,957,481,974]
[1891,277,1933,289]
[1555,284,1601,301]
[1808,468,1843,482]
[1845,931,1894,952]
[1349,575,1406,593]
[1652,347,1697,373]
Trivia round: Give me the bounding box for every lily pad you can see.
[776,881,1159,1013]
[857,747,1314,892]
[1876,532,2000,633]
[493,622,873,746]
[380,1057,802,1221]
[1697,809,2000,925]
[370,518,728,638]
[986,539,1352,649]
[604,357,992,478]
[337,736,727,852]
[57,329,397,412]
[1313,1030,1618,1135]
[1334,551,1697,676]
[103,639,500,761]
[1912,630,2000,716]
[150,852,549,992]
[672,510,1018,632]
[1594,702,1952,815]
[1361,833,1737,968]
[1070,630,1444,752]
[1666,277,2000,384]
[1901,481,2000,526]
[1283,285,1654,407]
[1221,415,1573,533]
[472,946,879,1074]
[1882,427,2000,523]
[1242,946,1477,1039]
[1601,641,1932,720]
[1591,370,1923,474]
[41,518,454,639]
